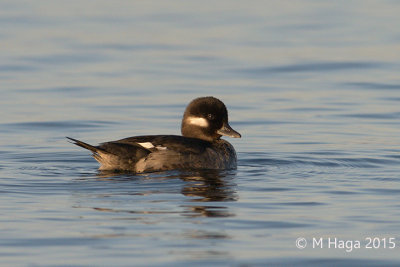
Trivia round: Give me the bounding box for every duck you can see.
[67,96,241,173]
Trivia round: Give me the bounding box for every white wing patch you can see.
[138,142,167,151]
[137,142,155,149]
[187,116,209,127]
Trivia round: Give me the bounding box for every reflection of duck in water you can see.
[68,97,240,173]
[180,170,237,202]
[179,170,238,218]
[80,169,238,218]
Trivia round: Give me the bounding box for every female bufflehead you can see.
[67,96,241,172]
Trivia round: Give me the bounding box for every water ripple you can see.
[233,61,382,75]
[2,120,117,131]
[344,82,400,90]
[21,53,107,65]
[338,112,400,119]
[91,43,184,51]
[0,64,37,72]
[240,152,399,169]
[223,219,312,229]
[273,201,325,206]
[364,188,400,195]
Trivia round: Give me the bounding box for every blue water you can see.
[1,1,400,266]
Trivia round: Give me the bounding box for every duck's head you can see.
[181,96,241,142]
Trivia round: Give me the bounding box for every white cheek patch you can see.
[137,142,155,149]
[187,116,209,127]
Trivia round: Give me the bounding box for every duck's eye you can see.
[207,113,215,120]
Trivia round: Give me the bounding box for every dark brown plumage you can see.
[68,96,240,172]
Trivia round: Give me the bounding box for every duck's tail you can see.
[67,137,150,171]
[66,136,108,163]
[67,137,100,153]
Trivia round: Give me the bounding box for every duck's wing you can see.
[113,135,215,172]
[114,135,210,154]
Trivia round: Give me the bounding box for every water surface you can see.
[1,1,400,266]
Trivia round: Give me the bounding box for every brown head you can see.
[181,96,241,142]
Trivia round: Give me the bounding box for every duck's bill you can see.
[217,123,241,138]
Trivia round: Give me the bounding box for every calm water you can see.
[1,1,400,266]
